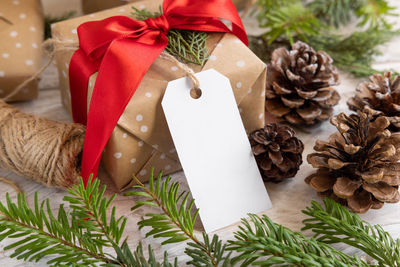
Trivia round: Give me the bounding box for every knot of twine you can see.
[0,100,85,189]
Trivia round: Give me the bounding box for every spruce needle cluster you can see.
[132,7,209,66]
[252,0,399,77]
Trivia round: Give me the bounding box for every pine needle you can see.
[131,7,209,66]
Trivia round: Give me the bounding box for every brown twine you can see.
[0,38,199,192]
[0,15,13,25]
[159,52,201,89]
[1,39,85,190]
[0,100,85,189]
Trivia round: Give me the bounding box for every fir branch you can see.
[307,28,398,77]
[127,170,230,266]
[356,0,398,29]
[257,0,320,44]
[303,198,400,267]
[0,177,177,266]
[131,7,209,65]
[228,214,369,266]
[64,176,127,249]
[254,0,398,77]
[106,241,178,267]
[0,192,108,266]
[307,0,364,28]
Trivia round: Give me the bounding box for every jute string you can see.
[0,100,85,189]
[0,39,85,191]
[0,38,200,192]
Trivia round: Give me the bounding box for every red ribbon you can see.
[69,0,248,184]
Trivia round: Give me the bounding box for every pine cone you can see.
[306,112,400,213]
[347,72,400,132]
[250,123,304,183]
[266,41,340,125]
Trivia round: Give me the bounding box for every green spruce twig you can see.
[1,173,400,266]
[131,7,209,66]
[127,170,230,267]
[254,0,398,76]
[228,213,369,266]
[257,0,320,44]
[303,198,400,267]
[0,177,176,266]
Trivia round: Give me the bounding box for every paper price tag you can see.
[162,69,272,233]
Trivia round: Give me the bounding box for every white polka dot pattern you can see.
[0,0,43,101]
[236,60,245,67]
[140,125,148,133]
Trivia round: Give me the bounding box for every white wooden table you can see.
[1,1,400,266]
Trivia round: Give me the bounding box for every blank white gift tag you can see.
[162,69,272,233]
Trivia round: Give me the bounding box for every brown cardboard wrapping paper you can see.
[52,0,266,191]
[0,0,43,102]
[82,0,250,14]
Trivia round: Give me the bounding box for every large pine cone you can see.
[306,112,400,213]
[347,72,400,132]
[250,123,304,183]
[266,41,340,125]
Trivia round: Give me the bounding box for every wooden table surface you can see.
[1,1,400,266]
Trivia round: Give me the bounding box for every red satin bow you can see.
[69,0,248,184]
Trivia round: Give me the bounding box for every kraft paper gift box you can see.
[0,0,43,102]
[82,0,250,14]
[52,0,267,191]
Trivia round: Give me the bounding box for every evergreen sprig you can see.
[303,198,400,267]
[254,0,398,76]
[64,176,126,248]
[0,192,107,266]
[257,1,320,44]
[127,171,230,266]
[1,173,400,266]
[229,214,368,266]
[0,177,176,266]
[131,7,209,65]
[307,0,363,28]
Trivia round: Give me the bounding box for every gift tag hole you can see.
[190,88,202,99]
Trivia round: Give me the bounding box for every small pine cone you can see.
[347,72,400,132]
[249,123,304,183]
[306,111,400,213]
[266,41,340,125]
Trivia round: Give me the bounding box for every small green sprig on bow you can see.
[0,171,400,266]
[252,0,399,77]
[131,7,209,66]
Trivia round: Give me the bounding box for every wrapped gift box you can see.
[0,0,44,102]
[52,0,267,191]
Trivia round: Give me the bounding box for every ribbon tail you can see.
[80,38,168,184]
[69,49,100,125]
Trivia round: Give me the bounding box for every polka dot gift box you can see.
[52,0,267,191]
[0,0,43,102]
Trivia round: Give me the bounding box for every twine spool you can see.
[0,100,85,189]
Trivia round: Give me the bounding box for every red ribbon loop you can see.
[69,0,248,184]
[145,15,170,34]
